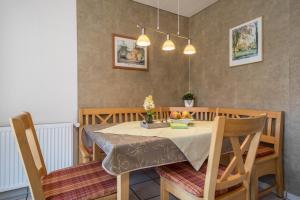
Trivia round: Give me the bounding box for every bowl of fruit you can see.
[169,111,193,125]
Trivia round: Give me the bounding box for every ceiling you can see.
[133,0,218,17]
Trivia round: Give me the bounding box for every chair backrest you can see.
[204,115,267,199]
[10,112,46,200]
[162,107,217,121]
[216,108,284,156]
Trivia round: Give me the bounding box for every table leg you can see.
[117,172,129,200]
[93,142,102,161]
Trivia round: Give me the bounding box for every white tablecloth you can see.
[95,121,213,170]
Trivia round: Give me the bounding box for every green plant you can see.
[182,92,195,100]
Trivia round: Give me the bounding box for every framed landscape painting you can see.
[229,17,263,67]
[113,34,148,71]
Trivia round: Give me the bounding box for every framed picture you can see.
[112,34,148,71]
[229,17,263,67]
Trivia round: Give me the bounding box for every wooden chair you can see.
[79,107,163,163]
[10,112,116,200]
[156,115,267,200]
[216,108,284,199]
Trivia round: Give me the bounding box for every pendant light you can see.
[137,28,151,47]
[184,39,196,55]
[162,34,175,51]
[162,0,179,51]
[135,0,197,55]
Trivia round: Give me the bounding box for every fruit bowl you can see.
[170,118,194,125]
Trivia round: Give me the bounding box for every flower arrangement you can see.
[143,95,155,123]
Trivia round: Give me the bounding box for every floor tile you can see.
[153,177,160,185]
[146,196,160,200]
[130,170,152,186]
[260,193,282,200]
[143,168,160,179]
[129,189,140,200]
[147,194,178,200]
[170,194,179,200]
[131,180,160,200]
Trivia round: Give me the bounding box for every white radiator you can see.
[0,123,74,192]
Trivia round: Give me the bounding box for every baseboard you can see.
[259,181,300,200]
[287,192,300,200]
[0,187,30,200]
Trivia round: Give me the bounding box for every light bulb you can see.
[184,39,196,55]
[162,34,175,51]
[137,28,151,47]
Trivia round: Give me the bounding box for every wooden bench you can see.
[78,107,284,199]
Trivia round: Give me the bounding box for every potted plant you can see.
[143,95,155,123]
[182,92,195,107]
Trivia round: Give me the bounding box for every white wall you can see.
[0,0,77,125]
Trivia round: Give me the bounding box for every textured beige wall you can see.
[77,0,300,195]
[287,0,300,195]
[77,0,190,108]
[189,0,300,195]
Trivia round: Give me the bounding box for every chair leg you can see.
[160,178,169,200]
[275,158,284,197]
[117,173,129,200]
[79,152,91,163]
[250,170,259,200]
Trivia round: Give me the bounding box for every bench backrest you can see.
[79,107,162,126]
[216,108,284,156]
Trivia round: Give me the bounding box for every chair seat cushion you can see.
[156,162,239,198]
[256,145,275,158]
[42,161,116,200]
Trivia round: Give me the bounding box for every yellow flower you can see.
[143,95,155,111]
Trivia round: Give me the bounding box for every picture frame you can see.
[112,34,148,71]
[229,17,263,67]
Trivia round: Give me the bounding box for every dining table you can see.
[83,120,215,200]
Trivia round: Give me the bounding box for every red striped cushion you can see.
[256,145,275,158]
[42,161,116,200]
[156,162,240,198]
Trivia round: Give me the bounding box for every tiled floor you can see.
[128,168,183,200]
[15,168,284,200]
[129,168,283,200]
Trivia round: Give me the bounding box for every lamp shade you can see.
[162,34,175,51]
[184,39,196,55]
[137,28,151,47]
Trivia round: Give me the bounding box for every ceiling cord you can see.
[189,55,191,92]
[177,0,180,35]
[157,0,160,30]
